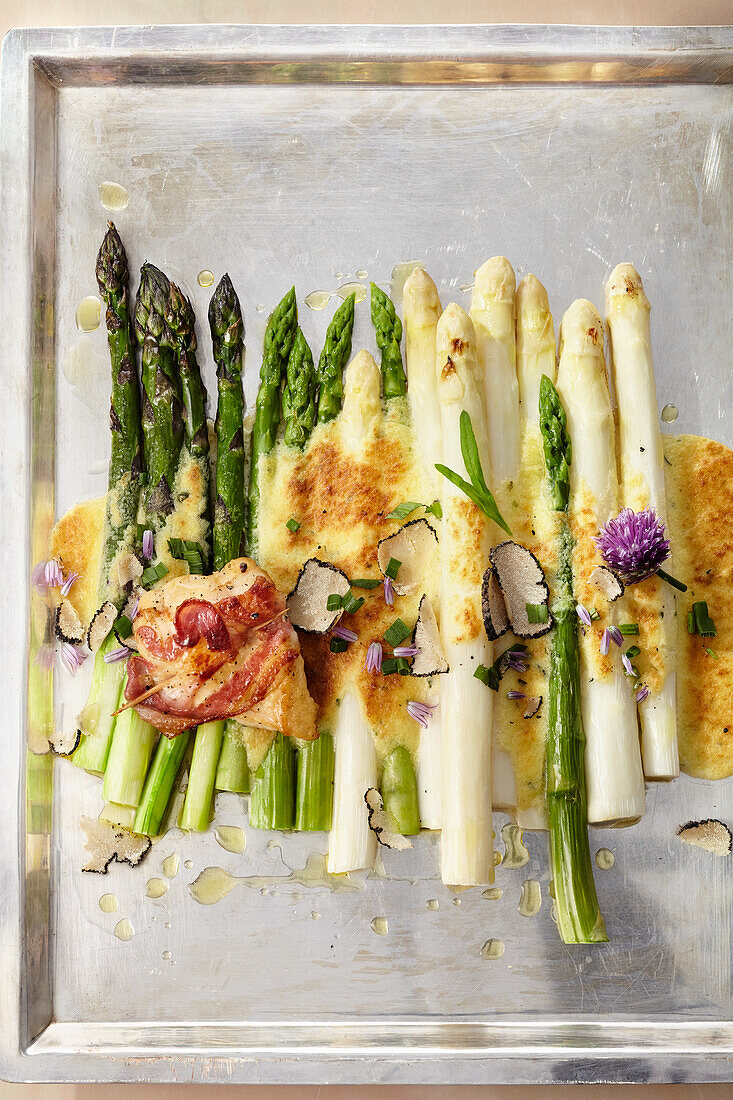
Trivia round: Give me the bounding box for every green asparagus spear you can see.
[370,283,406,398]
[381,746,420,835]
[74,225,142,773]
[295,733,334,831]
[540,374,607,945]
[134,730,192,837]
[134,262,184,532]
[209,274,245,570]
[95,222,145,608]
[250,733,296,831]
[316,293,355,423]
[246,287,298,558]
[282,328,316,447]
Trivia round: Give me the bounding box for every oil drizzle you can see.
[518,878,542,918]
[214,825,246,855]
[98,893,118,913]
[595,847,615,870]
[145,877,169,899]
[304,290,332,311]
[501,823,529,869]
[75,296,102,333]
[197,269,215,288]
[481,887,502,901]
[370,916,389,936]
[162,853,180,879]
[480,938,504,960]
[162,950,172,961]
[98,181,129,211]
[390,260,421,302]
[187,853,363,906]
[661,404,679,423]
[426,899,439,910]
[355,268,368,280]
[336,282,367,303]
[114,918,134,942]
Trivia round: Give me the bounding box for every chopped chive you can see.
[384,618,411,647]
[384,557,401,581]
[426,499,443,519]
[705,647,718,659]
[286,517,301,533]
[341,591,365,615]
[381,657,399,675]
[687,611,696,635]
[474,663,500,691]
[618,623,640,636]
[656,568,687,593]
[396,657,411,676]
[329,637,348,653]
[141,561,168,589]
[692,601,716,638]
[625,645,641,660]
[326,593,342,611]
[349,578,381,590]
[114,615,133,640]
[168,537,205,575]
[589,608,601,622]
[386,502,421,522]
[526,602,549,624]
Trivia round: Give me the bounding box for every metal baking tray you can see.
[1,23,732,1085]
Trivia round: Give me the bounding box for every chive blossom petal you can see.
[60,571,80,597]
[576,604,592,627]
[383,576,394,606]
[332,625,358,643]
[142,528,154,561]
[635,685,650,703]
[363,641,383,674]
[406,700,438,729]
[600,628,611,656]
[104,645,133,663]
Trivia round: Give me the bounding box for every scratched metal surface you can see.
[1,23,732,1085]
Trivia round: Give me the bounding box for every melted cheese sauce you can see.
[665,433,733,779]
[257,396,437,764]
[50,496,106,627]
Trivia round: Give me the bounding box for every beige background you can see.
[2,0,731,1096]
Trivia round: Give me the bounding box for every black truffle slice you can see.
[411,595,449,677]
[489,542,553,639]
[286,558,351,634]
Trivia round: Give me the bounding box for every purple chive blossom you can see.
[34,645,55,671]
[142,528,154,561]
[60,571,79,597]
[635,685,650,703]
[383,576,394,606]
[600,628,611,656]
[103,645,133,664]
[406,700,438,729]
[332,625,358,643]
[506,690,526,701]
[394,644,420,658]
[59,643,86,675]
[127,594,140,620]
[31,561,48,592]
[506,650,529,672]
[595,507,670,583]
[45,558,64,588]
[576,604,592,627]
[608,625,623,648]
[364,641,383,673]
[622,653,635,676]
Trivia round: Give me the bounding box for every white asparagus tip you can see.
[517,272,550,315]
[516,274,554,343]
[403,266,441,319]
[558,298,605,360]
[605,262,651,312]
[344,348,380,387]
[436,302,476,352]
[471,255,516,308]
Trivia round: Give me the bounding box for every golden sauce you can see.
[214,825,247,855]
[187,853,364,906]
[98,893,118,913]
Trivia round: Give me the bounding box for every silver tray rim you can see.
[1,22,732,1085]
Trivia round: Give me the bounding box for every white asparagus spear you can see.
[327,691,377,874]
[327,351,382,872]
[556,299,646,825]
[436,304,494,885]
[606,265,679,780]
[470,258,523,820]
[403,266,443,829]
[516,274,557,422]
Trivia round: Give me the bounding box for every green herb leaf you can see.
[349,578,381,590]
[618,623,640,636]
[341,591,365,615]
[589,608,601,622]
[474,663,500,691]
[386,502,421,522]
[434,412,512,536]
[114,615,133,640]
[426,499,443,519]
[329,637,348,653]
[625,645,641,660]
[384,618,411,647]
[326,594,342,611]
[385,557,401,581]
[526,602,549,624]
[396,657,411,676]
[141,561,168,589]
[381,657,399,676]
[168,538,206,575]
[657,568,688,593]
[286,517,301,533]
[687,611,696,635]
[692,600,716,637]
[705,647,718,659]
